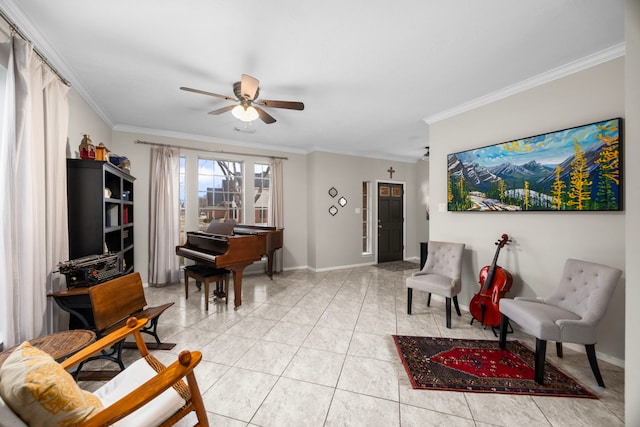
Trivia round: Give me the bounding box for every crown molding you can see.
[0,0,114,127]
[113,125,420,163]
[309,146,418,164]
[112,124,309,155]
[424,43,626,125]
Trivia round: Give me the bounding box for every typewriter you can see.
[57,253,121,288]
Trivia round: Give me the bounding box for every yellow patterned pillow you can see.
[0,342,103,427]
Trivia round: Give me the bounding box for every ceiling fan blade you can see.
[180,86,235,102]
[257,99,305,110]
[240,74,260,101]
[208,105,236,115]
[255,106,277,124]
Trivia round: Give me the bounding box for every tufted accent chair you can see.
[406,241,465,328]
[499,258,622,387]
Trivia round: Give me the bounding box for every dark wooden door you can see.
[377,183,404,263]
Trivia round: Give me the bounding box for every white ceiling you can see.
[0,1,625,162]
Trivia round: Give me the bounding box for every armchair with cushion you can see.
[499,258,622,387]
[405,241,465,328]
[0,317,209,426]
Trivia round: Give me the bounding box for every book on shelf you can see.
[106,205,119,227]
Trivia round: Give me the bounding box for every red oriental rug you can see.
[392,336,597,398]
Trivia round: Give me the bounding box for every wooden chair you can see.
[0,317,209,426]
[91,272,174,346]
[77,272,174,378]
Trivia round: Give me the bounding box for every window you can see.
[197,159,243,230]
[254,163,271,225]
[362,181,372,254]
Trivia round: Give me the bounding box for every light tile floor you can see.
[80,266,625,426]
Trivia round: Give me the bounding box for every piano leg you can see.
[230,266,247,309]
[266,250,276,280]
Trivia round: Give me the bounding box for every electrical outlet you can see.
[438,203,446,212]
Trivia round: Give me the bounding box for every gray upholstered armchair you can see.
[499,258,622,387]
[405,241,465,328]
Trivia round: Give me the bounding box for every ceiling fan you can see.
[180,74,304,124]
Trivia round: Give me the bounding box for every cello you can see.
[469,234,513,328]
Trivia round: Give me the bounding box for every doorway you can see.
[377,182,404,263]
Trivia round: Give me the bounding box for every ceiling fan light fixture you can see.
[232,105,259,122]
[181,74,303,124]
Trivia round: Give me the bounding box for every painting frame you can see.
[447,118,622,212]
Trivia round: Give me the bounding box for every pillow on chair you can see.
[0,342,103,427]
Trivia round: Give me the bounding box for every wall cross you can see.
[387,166,395,179]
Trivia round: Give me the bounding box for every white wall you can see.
[415,158,430,243]
[625,0,639,423]
[429,58,626,362]
[306,152,318,269]
[306,151,420,270]
[281,151,309,270]
[67,90,111,158]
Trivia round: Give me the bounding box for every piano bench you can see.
[184,265,230,311]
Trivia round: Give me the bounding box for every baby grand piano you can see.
[176,222,283,309]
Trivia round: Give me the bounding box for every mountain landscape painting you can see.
[447,118,622,212]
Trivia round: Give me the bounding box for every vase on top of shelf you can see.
[95,142,110,161]
[79,134,96,160]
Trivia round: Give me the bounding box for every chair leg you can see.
[407,288,412,315]
[186,371,209,427]
[453,296,461,316]
[141,317,163,345]
[445,297,452,328]
[586,344,605,387]
[427,293,432,307]
[535,338,547,385]
[73,360,87,380]
[499,314,509,349]
[556,342,563,358]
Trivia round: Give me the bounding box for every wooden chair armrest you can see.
[60,317,148,370]
[78,350,203,427]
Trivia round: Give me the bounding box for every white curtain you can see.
[268,158,284,273]
[0,37,69,347]
[148,146,180,286]
[43,61,70,333]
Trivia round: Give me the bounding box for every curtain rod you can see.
[134,139,288,160]
[0,7,71,87]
